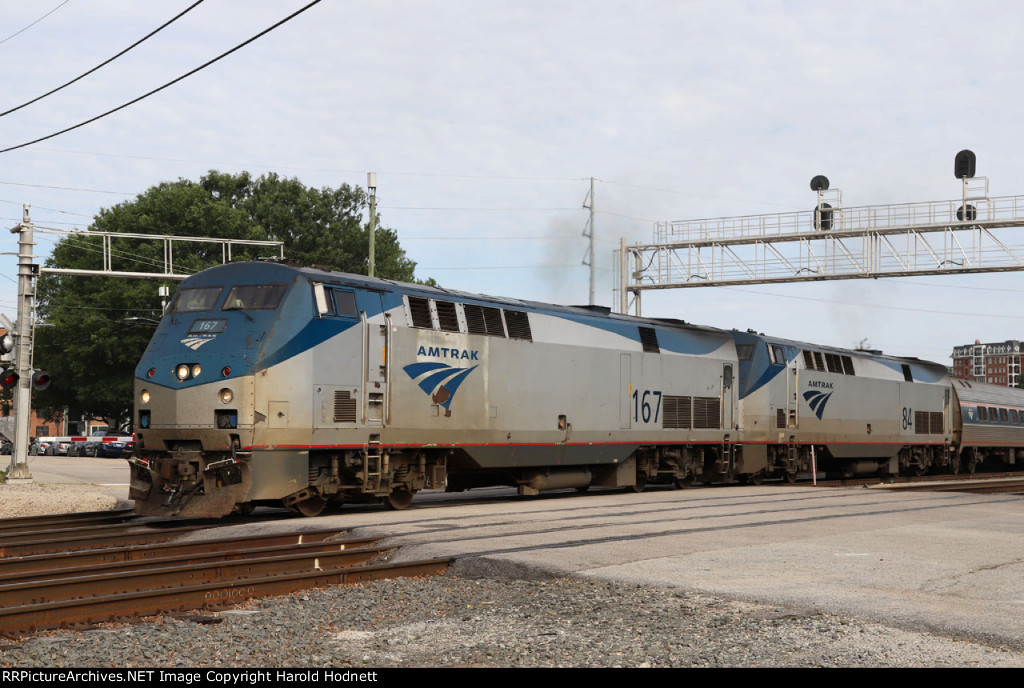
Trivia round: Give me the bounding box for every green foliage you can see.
[33,171,425,427]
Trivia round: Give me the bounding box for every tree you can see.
[32,171,424,429]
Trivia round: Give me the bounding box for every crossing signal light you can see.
[0,333,12,356]
[0,368,18,390]
[31,370,50,391]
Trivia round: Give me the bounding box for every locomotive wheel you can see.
[295,495,327,517]
[628,476,647,493]
[672,476,693,489]
[383,489,417,510]
[783,470,798,484]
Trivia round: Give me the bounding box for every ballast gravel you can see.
[1,483,1023,668]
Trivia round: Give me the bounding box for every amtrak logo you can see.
[181,336,215,350]
[403,362,478,417]
[802,389,834,420]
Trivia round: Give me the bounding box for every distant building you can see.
[951,339,1022,387]
[0,407,67,441]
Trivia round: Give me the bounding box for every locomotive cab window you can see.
[222,284,287,310]
[170,287,223,313]
[314,284,358,318]
[332,290,357,317]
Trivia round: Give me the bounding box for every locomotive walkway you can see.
[19,456,1024,652]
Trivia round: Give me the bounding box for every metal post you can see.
[619,237,627,314]
[583,177,595,305]
[7,205,34,480]
[367,173,377,278]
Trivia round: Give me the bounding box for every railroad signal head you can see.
[0,333,13,356]
[31,370,50,391]
[0,368,18,390]
[954,149,976,180]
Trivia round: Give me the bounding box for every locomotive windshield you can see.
[169,287,223,313]
[222,284,287,311]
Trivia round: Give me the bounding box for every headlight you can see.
[175,364,190,381]
[191,364,202,379]
[218,388,234,404]
[140,390,151,404]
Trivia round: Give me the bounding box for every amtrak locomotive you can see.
[128,262,1024,517]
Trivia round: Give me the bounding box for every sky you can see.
[2,0,1024,363]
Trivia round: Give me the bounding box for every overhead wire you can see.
[0,0,71,46]
[0,0,324,154]
[1,0,207,118]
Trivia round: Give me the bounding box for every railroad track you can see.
[810,471,1024,493]
[0,517,452,638]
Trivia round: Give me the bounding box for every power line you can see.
[0,180,134,195]
[1,1,206,118]
[0,0,324,155]
[0,0,71,46]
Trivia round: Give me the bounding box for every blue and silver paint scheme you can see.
[130,261,1024,518]
[130,262,740,516]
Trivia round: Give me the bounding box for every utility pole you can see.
[367,172,377,278]
[582,177,596,305]
[7,205,35,480]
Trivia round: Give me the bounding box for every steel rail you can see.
[0,543,394,606]
[0,524,213,557]
[0,529,370,575]
[0,558,452,638]
[0,507,137,533]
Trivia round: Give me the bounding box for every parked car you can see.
[45,441,70,456]
[0,440,11,455]
[67,440,91,457]
[94,439,133,458]
[28,440,50,455]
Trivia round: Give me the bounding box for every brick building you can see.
[950,339,1023,387]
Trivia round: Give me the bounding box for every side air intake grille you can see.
[333,391,357,423]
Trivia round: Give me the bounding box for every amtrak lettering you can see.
[802,380,835,419]
[415,345,480,361]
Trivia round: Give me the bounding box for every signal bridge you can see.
[615,166,1024,316]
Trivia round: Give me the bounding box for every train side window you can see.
[841,355,855,375]
[989,407,999,422]
[978,407,987,421]
[504,310,533,341]
[1001,408,1009,423]
[463,304,506,337]
[825,353,843,374]
[407,296,433,328]
[736,344,754,361]
[639,327,660,353]
[1012,409,1019,424]
[435,300,460,332]
[773,346,787,365]
[332,290,357,317]
[902,364,913,382]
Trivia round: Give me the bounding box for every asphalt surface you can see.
[16,455,1024,651]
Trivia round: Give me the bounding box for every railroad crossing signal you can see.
[31,370,50,391]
